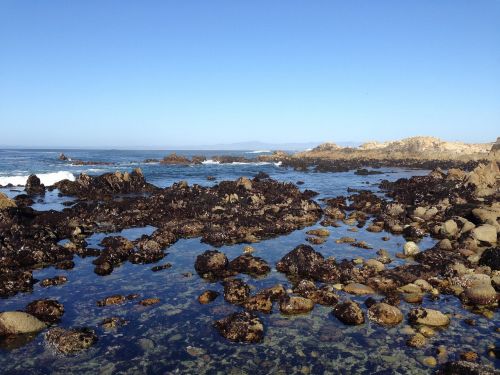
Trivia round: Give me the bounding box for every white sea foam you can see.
[0,171,75,187]
[201,160,221,165]
[245,150,271,154]
[201,160,282,167]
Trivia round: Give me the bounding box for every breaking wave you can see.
[0,171,75,186]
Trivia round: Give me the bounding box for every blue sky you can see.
[0,1,499,147]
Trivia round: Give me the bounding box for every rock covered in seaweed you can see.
[213,312,264,343]
[45,327,97,354]
[332,301,365,325]
[25,300,65,323]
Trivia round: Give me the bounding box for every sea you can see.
[0,149,497,374]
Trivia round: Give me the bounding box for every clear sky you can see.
[0,1,499,148]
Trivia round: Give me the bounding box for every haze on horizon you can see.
[0,1,499,148]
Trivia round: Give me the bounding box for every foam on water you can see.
[245,150,271,154]
[0,171,75,186]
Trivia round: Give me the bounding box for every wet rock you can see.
[279,296,314,315]
[198,290,220,304]
[223,279,250,304]
[472,225,497,244]
[403,293,424,303]
[258,284,287,301]
[463,284,497,306]
[94,261,113,276]
[435,360,499,375]
[151,263,172,272]
[194,250,231,279]
[243,294,273,313]
[407,333,427,348]
[460,351,479,362]
[367,303,403,326]
[138,298,160,306]
[403,241,420,256]
[335,237,356,243]
[55,260,75,270]
[408,307,450,327]
[344,283,375,295]
[229,254,270,276]
[40,276,67,287]
[101,317,128,330]
[306,236,327,245]
[97,295,127,307]
[364,259,385,272]
[213,311,264,343]
[306,228,330,237]
[25,300,64,323]
[479,247,500,270]
[332,301,365,325]
[0,270,34,298]
[25,175,45,195]
[276,244,324,278]
[45,327,97,354]
[0,312,47,335]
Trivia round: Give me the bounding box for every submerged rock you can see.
[229,254,270,276]
[367,303,403,326]
[97,295,127,307]
[0,311,47,335]
[332,301,365,325]
[244,294,273,313]
[223,279,250,304]
[25,300,65,323]
[213,312,264,343]
[279,296,314,315]
[45,327,97,354]
[435,360,500,375]
[198,290,220,304]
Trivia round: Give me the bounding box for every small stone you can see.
[344,283,375,295]
[460,351,478,362]
[332,300,365,325]
[279,296,314,315]
[407,333,427,348]
[408,308,450,327]
[403,241,420,256]
[213,311,264,343]
[138,298,160,306]
[97,295,126,307]
[418,326,435,337]
[306,228,330,237]
[421,356,437,367]
[198,290,220,304]
[367,303,403,326]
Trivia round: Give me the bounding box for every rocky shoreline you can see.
[0,157,499,373]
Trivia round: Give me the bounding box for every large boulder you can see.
[276,244,324,278]
[213,312,264,343]
[467,161,500,197]
[25,174,45,195]
[0,311,47,335]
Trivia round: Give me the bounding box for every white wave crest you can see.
[0,171,75,187]
[245,150,271,154]
[201,160,221,165]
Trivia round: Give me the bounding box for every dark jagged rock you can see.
[223,279,250,304]
[54,168,155,198]
[332,300,365,325]
[25,175,45,195]
[45,327,97,354]
[229,254,270,276]
[96,295,126,307]
[213,311,264,343]
[435,360,500,375]
[160,153,192,165]
[40,276,67,287]
[25,299,64,323]
[276,244,325,279]
[194,250,232,279]
[243,294,273,313]
[478,246,500,270]
[355,169,383,175]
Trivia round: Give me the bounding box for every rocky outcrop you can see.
[25,175,45,195]
[0,192,16,209]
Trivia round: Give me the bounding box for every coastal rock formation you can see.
[367,303,403,326]
[25,175,45,195]
[332,301,365,325]
[0,192,16,209]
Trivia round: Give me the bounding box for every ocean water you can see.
[0,149,498,374]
